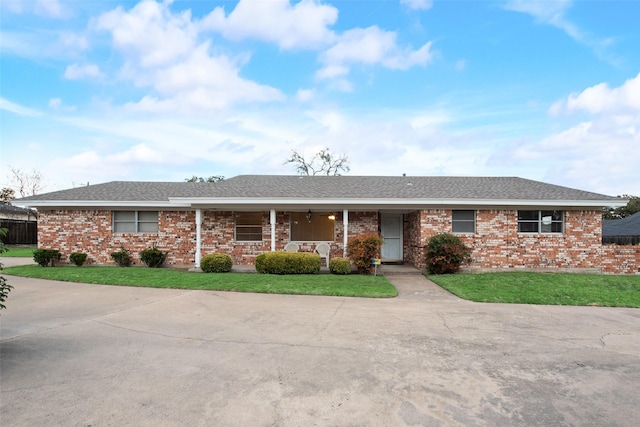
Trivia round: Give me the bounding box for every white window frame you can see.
[113,211,159,233]
[517,210,564,234]
[452,210,475,234]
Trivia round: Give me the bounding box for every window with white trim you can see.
[452,210,475,233]
[517,210,563,233]
[235,212,263,241]
[113,211,159,233]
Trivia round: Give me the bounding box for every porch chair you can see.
[284,242,299,252]
[315,242,330,267]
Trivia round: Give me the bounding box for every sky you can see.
[1,0,639,198]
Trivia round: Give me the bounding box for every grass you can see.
[2,265,398,298]
[429,272,640,308]
[1,245,36,258]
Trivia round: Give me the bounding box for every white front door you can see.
[380,213,403,262]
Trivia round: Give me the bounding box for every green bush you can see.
[200,253,233,273]
[33,249,62,267]
[69,252,88,266]
[255,252,321,275]
[329,257,351,275]
[425,233,472,274]
[347,233,384,274]
[110,246,131,267]
[140,245,168,268]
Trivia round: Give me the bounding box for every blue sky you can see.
[1,0,639,197]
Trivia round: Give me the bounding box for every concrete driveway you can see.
[1,268,640,426]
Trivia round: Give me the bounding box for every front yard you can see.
[429,272,640,308]
[2,265,398,298]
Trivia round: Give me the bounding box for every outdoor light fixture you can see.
[328,213,336,220]
[307,209,312,222]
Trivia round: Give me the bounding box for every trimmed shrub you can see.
[140,245,168,268]
[255,252,321,275]
[200,253,233,273]
[110,246,132,267]
[329,257,351,275]
[33,249,61,267]
[347,233,384,274]
[425,233,471,274]
[69,252,88,266]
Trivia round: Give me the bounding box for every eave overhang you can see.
[168,197,627,211]
[18,197,627,211]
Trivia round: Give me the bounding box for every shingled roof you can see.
[16,175,623,209]
[603,212,640,236]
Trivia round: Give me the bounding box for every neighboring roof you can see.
[15,175,625,210]
[0,203,37,217]
[603,212,640,236]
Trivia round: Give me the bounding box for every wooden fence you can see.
[0,220,37,245]
[602,236,640,245]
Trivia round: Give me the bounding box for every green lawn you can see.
[2,265,398,298]
[1,245,36,257]
[429,272,640,308]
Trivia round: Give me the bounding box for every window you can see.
[518,210,563,233]
[113,211,158,233]
[235,212,263,241]
[452,210,475,233]
[290,212,335,241]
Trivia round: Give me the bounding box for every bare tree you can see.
[284,148,350,176]
[10,168,44,197]
[185,175,224,182]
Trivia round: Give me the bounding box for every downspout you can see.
[270,209,276,251]
[343,209,349,257]
[195,208,202,268]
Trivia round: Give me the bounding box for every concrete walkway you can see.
[1,263,640,426]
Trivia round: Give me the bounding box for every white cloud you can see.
[400,0,433,11]
[317,26,433,81]
[0,30,87,59]
[1,0,65,18]
[551,72,640,115]
[504,0,616,62]
[201,0,338,50]
[64,63,103,80]
[295,89,316,102]
[0,97,42,117]
[93,1,284,112]
[107,143,165,164]
[501,73,640,195]
[95,0,197,68]
[504,0,572,23]
[60,32,89,51]
[124,43,284,112]
[49,98,77,112]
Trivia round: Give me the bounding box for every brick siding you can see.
[36,208,638,274]
[602,245,640,274]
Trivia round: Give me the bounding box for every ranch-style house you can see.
[16,175,639,274]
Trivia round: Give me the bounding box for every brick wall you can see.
[602,245,640,274]
[37,209,380,267]
[36,208,637,273]
[406,209,606,272]
[37,210,198,266]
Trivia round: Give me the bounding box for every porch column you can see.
[270,209,276,251]
[343,209,349,257]
[195,208,202,268]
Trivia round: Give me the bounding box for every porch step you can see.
[378,264,424,276]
